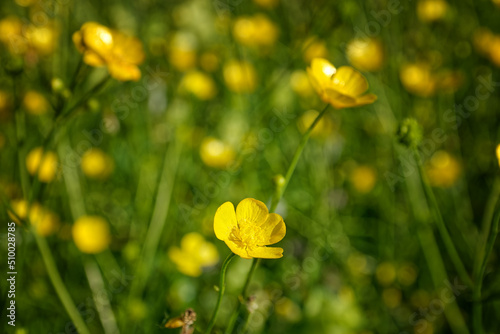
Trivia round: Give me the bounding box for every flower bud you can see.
[397,118,422,148]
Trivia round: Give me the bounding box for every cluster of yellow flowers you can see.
[26,147,59,183]
[0,16,58,58]
[399,63,463,97]
[9,200,60,236]
[73,22,145,81]
[168,232,219,276]
[473,27,500,67]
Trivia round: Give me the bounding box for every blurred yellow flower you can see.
[417,0,449,22]
[81,149,114,179]
[494,0,500,6]
[200,137,235,169]
[290,70,314,97]
[496,144,500,167]
[72,216,111,254]
[181,71,217,100]
[303,37,328,63]
[425,150,461,188]
[26,25,58,55]
[26,147,58,182]
[214,198,286,259]
[23,90,49,115]
[8,200,60,236]
[253,0,279,9]
[223,60,257,93]
[168,31,197,72]
[397,262,418,286]
[200,52,220,72]
[346,38,384,72]
[375,262,396,286]
[168,232,219,276]
[350,165,377,193]
[233,14,279,49]
[400,63,437,97]
[275,297,302,323]
[0,16,27,55]
[307,58,377,109]
[73,22,145,81]
[297,109,334,138]
[473,28,494,56]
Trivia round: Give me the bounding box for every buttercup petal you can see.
[256,213,286,245]
[323,89,357,109]
[355,93,378,106]
[331,66,369,97]
[83,50,106,67]
[107,62,141,81]
[247,246,284,259]
[225,239,251,259]
[236,198,269,227]
[181,232,205,253]
[214,201,238,240]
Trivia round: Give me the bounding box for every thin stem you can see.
[413,148,473,288]
[270,103,330,212]
[205,253,237,334]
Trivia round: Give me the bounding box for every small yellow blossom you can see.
[73,22,145,81]
[168,31,197,72]
[26,147,58,182]
[181,71,217,100]
[375,262,396,286]
[23,90,49,115]
[214,198,286,259]
[417,0,449,22]
[81,149,114,179]
[233,14,279,49]
[290,70,314,97]
[297,110,334,138]
[307,58,377,109]
[168,232,219,277]
[350,166,377,193]
[397,263,418,286]
[496,144,500,167]
[8,200,60,236]
[425,150,461,188]
[200,137,236,169]
[400,63,437,97]
[303,37,328,63]
[346,38,384,72]
[223,60,257,93]
[72,216,111,254]
[25,24,58,55]
[0,16,27,55]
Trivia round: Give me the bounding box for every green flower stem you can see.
[270,103,330,212]
[412,147,473,288]
[205,253,237,334]
[224,258,260,334]
[473,202,500,334]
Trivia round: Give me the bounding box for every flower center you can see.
[228,221,262,250]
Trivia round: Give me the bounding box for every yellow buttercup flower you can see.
[307,58,377,109]
[346,38,384,72]
[168,31,197,72]
[400,63,437,97]
[8,200,60,236]
[496,144,500,167]
[72,216,111,254]
[200,137,236,169]
[297,110,334,138]
[350,165,377,194]
[26,147,58,182]
[168,232,219,277]
[223,60,257,93]
[81,149,114,179]
[25,24,58,55]
[0,16,27,55]
[23,90,49,115]
[73,22,145,81]
[214,198,286,259]
[181,71,218,100]
[425,150,461,188]
[303,37,328,63]
[233,14,279,49]
[417,0,448,22]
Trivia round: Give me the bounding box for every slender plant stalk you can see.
[412,148,473,288]
[205,253,237,334]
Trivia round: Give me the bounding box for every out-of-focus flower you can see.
[81,149,114,179]
[375,262,396,286]
[303,37,328,63]
[436,70,464,93]
[23,90,49,115]
[168,31,197,72]
[223,60,257,93]
[8,200,60,236]
[275,297,302,322]
[200,137,235,169]
[168,232,219,276]
[425,150,461,188]
[0,18,57,57]
[382,288,402,308]
[181,71,217,100]
[25,24,58,55]
[400,63,437,97]
[307,58,377,109]
[346,38,384,72]
[417,0,449,22]
[290,70,314,97]
[489,37,500,67]
[214,198,286,259]
[350,166,377,193]
[496,144,500,167]
[297,109,334,138]
[397,262,418,286]
[26,147,58,183]
[200,52,220,72]
[253,0,279,9]
[233,14,279,49]
[72,216,111,254]
[73,22,145,81]
[473,28,494,56]
[0,16,27,55]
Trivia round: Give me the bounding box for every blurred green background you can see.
[1,0,500,333]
